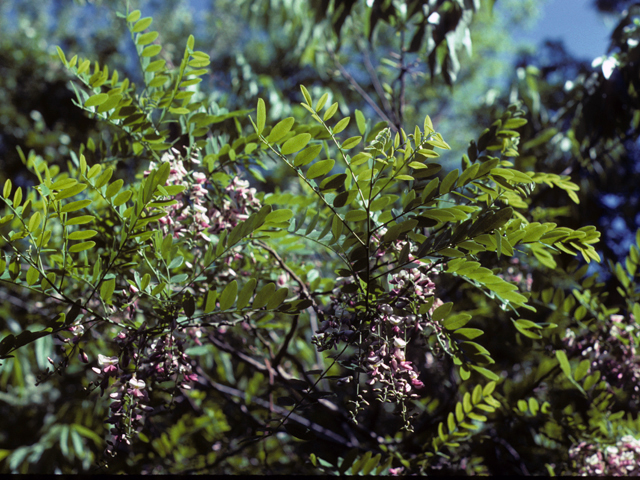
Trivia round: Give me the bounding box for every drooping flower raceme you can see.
[562,313,640,409]
[92,328,198,457]
[313,236,445,420]
[568,435,640,475]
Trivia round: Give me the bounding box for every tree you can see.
[1,0,640,475]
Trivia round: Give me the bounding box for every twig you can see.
[194,365,355,448]
[256,240,325,368]
[327,46,398,133]
[398,31,407,127]
[359,40,397,127]
[272,314,298,368]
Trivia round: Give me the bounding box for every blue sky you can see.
[517,0,615,60]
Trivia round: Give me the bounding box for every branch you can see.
[358,39,398,128]
[327,46,398,133]
[255,240,325,368]
[272,314,298,368]
[194,365,356,448]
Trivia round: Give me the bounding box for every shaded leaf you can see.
[219,280,238,310]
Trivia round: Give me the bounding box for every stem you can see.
[327,46,398,133]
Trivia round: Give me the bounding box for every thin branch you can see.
[272,314,298,368]
[398,31,407,126]
[359,39,397,127]
[327,46,398,133]
[194,365,356,448]
[254,240,326,369]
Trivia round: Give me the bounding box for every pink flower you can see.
[97,354,119,375]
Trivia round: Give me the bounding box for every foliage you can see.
[1,0,640,475]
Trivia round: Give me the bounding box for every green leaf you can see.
[333,117,350,134]
[87,164,102,179]
[3,179,11,198]
[344,210,368,222]
[307,159,335,179]
[440,169,459,195]
[432,302,453,322]
[140,273,151,291]
[105,179,124,199]
[355,110,366,135]
[300,85,312,105]
[555,350,587,396]
[100,278,116,304]
[503,118,527,129]
[141,45,162,57]
[253,283,276,309]
[204,290,218,313]
[265,209,293,224]
[113,190,132,206]
[145,59,166,72]
[443,313,472,330]
[148,75,169,87]
[315,93,328,112]
[13,187,22,207]
[219,280,238,310]
[266,117,295,143]
[362,453,381,476]
[256,98,266,135]
[55,183,87,200]
[51,178,77,191]
[237,278,257,310]
[323,102,339,121]
[84,93,108,108]
[266,287,288,310]
[447,412,456,433]
[457,163,480,187]
[56,46,68,67]
[137,31,159,46]
[294,144,323,167]
[470,365,500,381]
[26,266,39,286]
[339,449,360,475]
[342,136,362,150]
[0,214,14,226]
[351,451,372,475]
[151,282,166,296]
[512,319,542,339]
[60,199,92,213]
[68,241,95,253]
[421,177,440,202]
[68,230,98,240]
[281,133,311,155]
[95,167,114,189]
[555,350,572,380]
[132,17,153,32]
[331,214,344,242]
[127,10,141,22]
[28,211,41,232]
[452,328,483,339]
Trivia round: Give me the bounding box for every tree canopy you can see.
[1,0,640,475]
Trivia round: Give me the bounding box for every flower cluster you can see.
[568,435,640,475]
[562,313,640,407]
[91,329,197,457]
[145,148,261,240]
[313,238,443,411]
[499,257,533,292]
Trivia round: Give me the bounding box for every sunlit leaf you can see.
[281,133,311,155]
